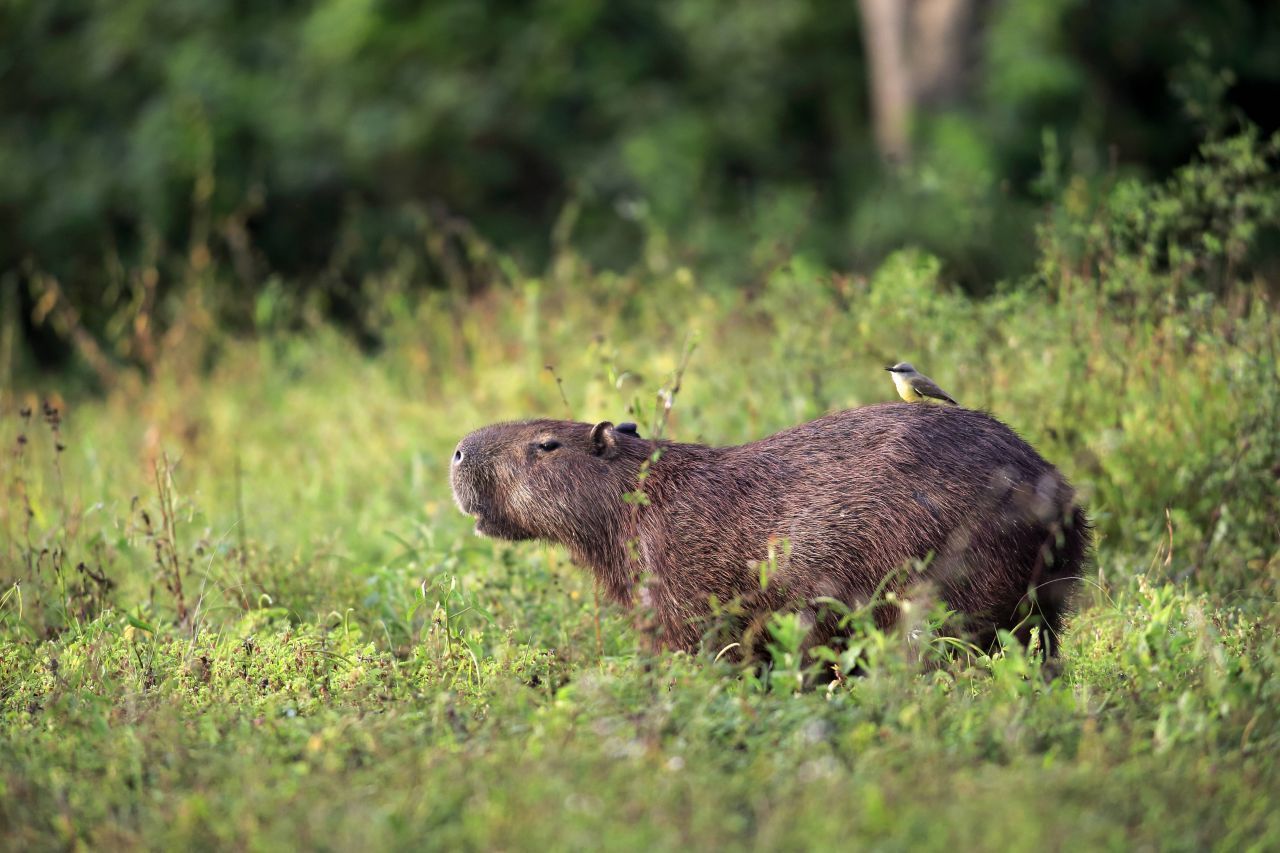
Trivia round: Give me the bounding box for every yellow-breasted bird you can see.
[885,362,958,406]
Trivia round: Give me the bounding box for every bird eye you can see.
[537,440,561,452]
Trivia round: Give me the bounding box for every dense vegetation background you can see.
[5,0,1280,365]
[2,1,1280,849]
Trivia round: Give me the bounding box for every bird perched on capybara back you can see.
[450,404,1089,659]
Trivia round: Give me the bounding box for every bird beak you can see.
[884,366,895,372]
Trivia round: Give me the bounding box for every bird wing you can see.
[911,376,958,405]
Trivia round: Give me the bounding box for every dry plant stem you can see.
[30,274,119,389]
[234,454,251,609]
[0,277,15,403]
[592,579,604,660]
[154,453,188,625]
[43,402,67,529]
[132,268,159,376]
[546,362,603,660]
[626,335,700,619]
[543,364,574,421]
[15,407,34,573]
[650,335,699,443]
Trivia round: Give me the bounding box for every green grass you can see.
[3,140,1280,849]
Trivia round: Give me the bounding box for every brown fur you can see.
[450,404,1089,657]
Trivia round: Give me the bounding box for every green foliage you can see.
[5,0,1279,322]
[2,135,1279,848]
[1040,128,1280,305]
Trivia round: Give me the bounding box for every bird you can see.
[885,362,958,406]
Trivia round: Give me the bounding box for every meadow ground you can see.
[3,142,1280,850]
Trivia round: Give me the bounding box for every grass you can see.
[2,136,1280,850]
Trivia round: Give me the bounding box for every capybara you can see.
[450,404,1089,660]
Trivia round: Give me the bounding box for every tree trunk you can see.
[910,0,976,107]
[858,0,980,164]
[858,0,913,164]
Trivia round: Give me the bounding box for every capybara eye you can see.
[537,440,561,452]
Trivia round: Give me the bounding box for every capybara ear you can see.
[590,421,617,457]
[616,422,640,437]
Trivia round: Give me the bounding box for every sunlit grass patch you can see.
[2,133,1279,849]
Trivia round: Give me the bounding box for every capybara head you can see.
[450,419,648,544]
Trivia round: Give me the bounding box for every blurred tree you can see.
[1,0,1277,369]
[858,0,983,163]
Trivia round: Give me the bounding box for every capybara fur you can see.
[451,404,1089,660]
